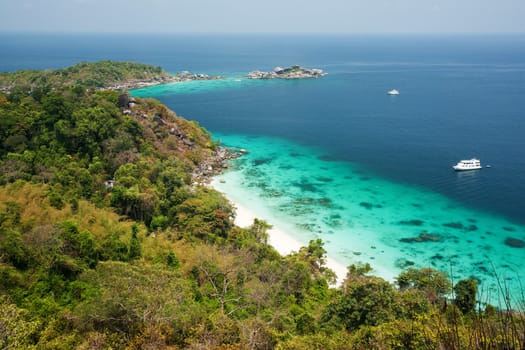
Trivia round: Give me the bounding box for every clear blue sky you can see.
[1,0,524,33]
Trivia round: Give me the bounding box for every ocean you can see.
[1,33,525,306]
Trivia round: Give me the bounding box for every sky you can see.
[0,0,524,34]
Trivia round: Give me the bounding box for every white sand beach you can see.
[210,178,348,286]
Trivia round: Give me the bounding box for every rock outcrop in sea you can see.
[247,65,326,79]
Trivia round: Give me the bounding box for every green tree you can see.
[75,261,200,346]
[292,238,336,283]
[128,224,142,260]
[0,296,40,349]
[100,234,129,261]
[249,218,271,244]
[58,220,99,269]
[175,187,234,242]
[150,215,169,231]
[323,276,396,330]
[454,278,478,314]
[396,267,451,302]
[0,229,32,269]
[166,251,180,268]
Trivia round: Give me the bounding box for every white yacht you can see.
[453,158,482,171]
[387,89,400,95]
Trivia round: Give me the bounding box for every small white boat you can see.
[453,158,482,171]
[387,89,400,95]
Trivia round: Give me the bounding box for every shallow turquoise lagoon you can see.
[131,76,279,96]
[212,133,525,307]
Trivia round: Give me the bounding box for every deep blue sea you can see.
[2,33,525,305]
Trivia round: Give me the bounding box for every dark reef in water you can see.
[359,202,383,210]
[504,237,525,248]
[294,197,315,205]
[476,265,489,273]
[296,223,321,233]
[253,158,273,166]
[443,222,478,231]
[318,198,333,208]
[245,168,262,177]
[292,180,320,193]
[278,164,294,170]
[395,258,415,269]
[398,219,425,226]
[400,232,443,243]
[323,216,342,228]
[443,222,464,229]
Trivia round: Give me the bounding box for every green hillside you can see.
[0,61,172,91]
[0,62,523,349]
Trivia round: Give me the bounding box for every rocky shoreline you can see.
[247,65,325,79]
[192,146,247,184]
[116,91,243,185]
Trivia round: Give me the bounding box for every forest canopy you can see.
[0,60,171,91]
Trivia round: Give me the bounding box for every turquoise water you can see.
[212,133,525,306]
[130,57,525,307]
[131,77,269,96]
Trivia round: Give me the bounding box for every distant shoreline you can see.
[104,71,224,91]
[0,61,327,93]
[126,65,326,91]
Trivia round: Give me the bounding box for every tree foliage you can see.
[454,278,478,314]
[0,61,170,90]
[396,267,452,302]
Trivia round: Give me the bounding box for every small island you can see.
[247,65,326,79]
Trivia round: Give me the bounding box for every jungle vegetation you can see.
[0,61,171,91]
[0,62,524,349]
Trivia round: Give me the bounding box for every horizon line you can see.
[1,30,525,36]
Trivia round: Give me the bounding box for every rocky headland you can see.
[247,65,326,79]
[116,92,243,185]
[191,146,246,184]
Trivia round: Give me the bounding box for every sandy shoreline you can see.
[210,178,348,286]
